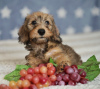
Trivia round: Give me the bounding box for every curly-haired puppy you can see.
[18,12,82,72]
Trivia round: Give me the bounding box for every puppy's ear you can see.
[52,22,62,43]
[18,24,29,44]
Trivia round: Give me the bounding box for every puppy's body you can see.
[18,12,82,72]
[25,41,82,72]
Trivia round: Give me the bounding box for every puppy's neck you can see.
[25,42,47,51]
[47,41,58,50]
[25,41,60,59]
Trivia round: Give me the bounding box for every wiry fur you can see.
[18,12,82,72]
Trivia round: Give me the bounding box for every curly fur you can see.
[18,12,82,72]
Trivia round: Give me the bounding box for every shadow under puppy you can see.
[18,12,82,72]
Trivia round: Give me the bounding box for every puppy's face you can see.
[28,12,54,43]
[18,12,61,44]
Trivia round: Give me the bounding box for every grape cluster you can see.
[9,63,56,89]
[0,64,88,89]
[51,65,88,86]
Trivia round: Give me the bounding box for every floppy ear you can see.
[52,23,62,43]
[18,25,29,44]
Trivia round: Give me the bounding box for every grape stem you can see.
[81,77,89,81]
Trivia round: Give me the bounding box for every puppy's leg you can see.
[44,47,71,72]
[44,46,63,62]
[52,53,72,72]
[25,55,43,68]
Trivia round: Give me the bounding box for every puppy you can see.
[18,12,82,72]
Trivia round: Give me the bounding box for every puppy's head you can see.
[18,12,62,44]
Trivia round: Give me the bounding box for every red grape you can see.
[47,79,52,86]
[20,76,25,80]
[20,69,28,77]
[71,65,78,69]
[47,69,55,75]
[75,74,81,82]
[25,74,33,81]
[34,67,40,74]
[9,81,17,88]
[0,84,10,89]
[62,74,70,82]
[68,80,76,86]
[43,81,50,87]
[17,80,23,88]
[39,77,47,84]
[56,74,62,81]
[60,72,65,77]
[40,66,47,74]
[59,80,65,85]
[64,66,70,72]
[51,82,55,85]
[80,79,87,84]
[36,83,43,88]
[22,80,31,88]
[6,86,10,89]
[50,75,57,82]
[47,63,53,68]
[54,81,59,85]
[73,67,78,73]
[42,73,48,78]
[66,67,74,74]
[49,66,56,72]
[37,74,42,78]
[80,71,86,77]
[70,72,78,80]
[39,64,46,68]
[29,84,37,89]
[27,68,34,75]
[32,76,39,84]
[78,69,86,77]
[0,84,7,87]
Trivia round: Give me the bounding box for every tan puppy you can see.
[18,12,82,72]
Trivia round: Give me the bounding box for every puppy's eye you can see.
[45,21,49,25]
[32,21,37,25]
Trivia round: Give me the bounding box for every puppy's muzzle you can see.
[38,29,45,36]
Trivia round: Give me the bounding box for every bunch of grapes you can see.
[51,65,88,86]
[0,64,88,89]
[8,63,56,89]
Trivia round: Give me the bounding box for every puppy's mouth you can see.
[32,37,48,44]
[38,37,47,40]
[39,37,45,38]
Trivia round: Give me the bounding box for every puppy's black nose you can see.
[38,29,45,36]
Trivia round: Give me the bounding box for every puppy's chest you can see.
[32,42,62,60]
[32,45,47,59]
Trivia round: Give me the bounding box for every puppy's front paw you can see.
[56,61,68,73]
